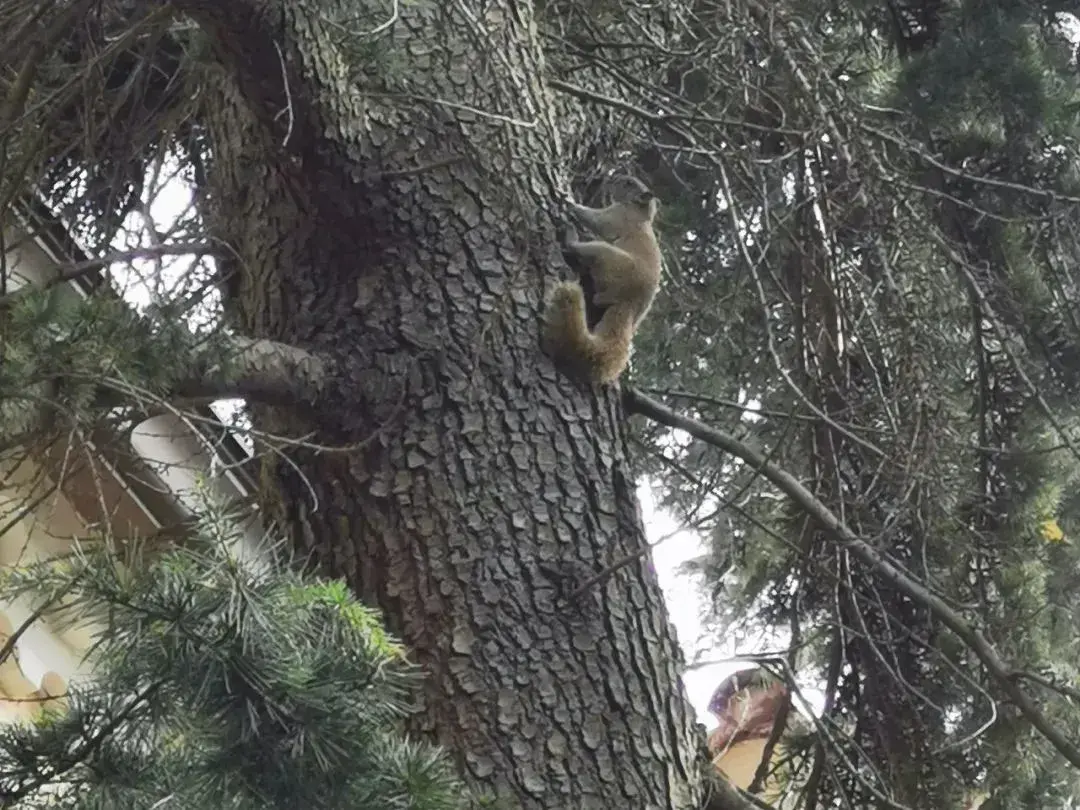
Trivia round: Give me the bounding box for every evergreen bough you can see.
[0,488,465,810]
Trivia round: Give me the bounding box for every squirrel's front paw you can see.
[559,221,580,250]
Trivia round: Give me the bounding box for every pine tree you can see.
[0,489,465,810]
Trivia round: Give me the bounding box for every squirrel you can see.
[542,177,662,385]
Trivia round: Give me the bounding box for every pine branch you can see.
[624,387,1080,770]
[0,501,462,809]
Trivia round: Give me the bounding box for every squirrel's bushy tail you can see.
[543,282,634,384]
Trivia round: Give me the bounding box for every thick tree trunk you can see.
[174,1,705,808]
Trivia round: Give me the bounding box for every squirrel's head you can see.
[610,176,659,224]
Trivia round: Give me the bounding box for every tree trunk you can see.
[172,1,705,807]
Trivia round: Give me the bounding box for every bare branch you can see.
[862,122,1080,205]
[1013,671,1080,704]
[0,243,216,307]
[549,78,807,137]
[172,337,331,405]
[624,387,1080,769]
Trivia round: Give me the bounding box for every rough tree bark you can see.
[156,2,706,808]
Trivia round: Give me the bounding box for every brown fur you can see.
[543,180,661,384]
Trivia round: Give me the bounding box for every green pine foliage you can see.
[0,282,234,441]
[0,490,465,810]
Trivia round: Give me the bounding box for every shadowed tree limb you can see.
[170,336,331,405]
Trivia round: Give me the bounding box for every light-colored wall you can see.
[0,465,87,722]
[0,421,259,723]
[130,415,264,563]
[0,219,261,724]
